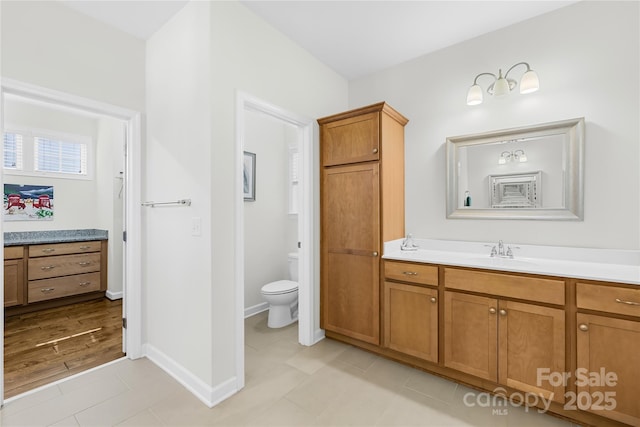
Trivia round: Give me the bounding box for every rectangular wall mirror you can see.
[446,118,584,220]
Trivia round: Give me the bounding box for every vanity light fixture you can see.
[498,149,527,164]
[466,62,540,106]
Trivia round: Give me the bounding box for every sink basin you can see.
[465,257,538,269]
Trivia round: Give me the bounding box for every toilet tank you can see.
[287,252,299,282]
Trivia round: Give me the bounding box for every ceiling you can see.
[60,0,577,80]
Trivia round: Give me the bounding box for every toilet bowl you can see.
[260,252,299,328]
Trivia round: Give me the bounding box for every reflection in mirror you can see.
[446,118,584,220]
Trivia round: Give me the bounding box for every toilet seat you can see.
[261,280,298,295]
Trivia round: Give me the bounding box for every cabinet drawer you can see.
[444,267,565,305]
[28,253,101,280]
[4,246,24,260]
[577,282,640,318]
[28,272,101,303]
[29,241,101,257]
[384,261,438,286]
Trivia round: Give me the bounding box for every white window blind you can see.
[3,132,24,169]
[34,136,87,175]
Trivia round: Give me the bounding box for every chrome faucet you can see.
[488,240,518,258]
[401,233,418,251]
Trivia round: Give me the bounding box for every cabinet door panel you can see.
[498,301,565,403]
[323,252,379,344]
[323,163,379,253]
[577,313,640,426]
[384,282,437,362]
[4,259,24,307]
[444,292,497,381]
[322,112,379,166]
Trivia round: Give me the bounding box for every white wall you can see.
[145,0,213,386]
[349,1,639,250]
[244,111,298,311]
[208,0,347,388]
[0,1,145,112]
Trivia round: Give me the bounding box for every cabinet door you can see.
[322,163,380,344]
[383,282,438,362]
[321,112,379,166]
[576,313,640,426]
[4,259,24,307]
[498,301,565,403]
[444,291,498,381]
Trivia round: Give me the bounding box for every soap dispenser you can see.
[463,190,471,207]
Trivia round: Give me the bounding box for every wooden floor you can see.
[3,298,125,398]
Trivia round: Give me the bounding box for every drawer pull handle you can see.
[79,245,91,250]
[402,271,418,276]
[78,261,92,266]
[579,324,589,332]
[489,307,496,314]
[41,265,56,270]
[79,281,91,287]
[499,309,507,316]
[430,297,437,303]
[40,288,55,293]
[42,248,55,253]
[615,298,640,306]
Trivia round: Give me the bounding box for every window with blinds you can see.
[3,132,24,170]
[2,128,92,179]
[34,136,87,175]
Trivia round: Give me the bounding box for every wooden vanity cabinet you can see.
[444,268,566,404]
[4,246,25,307]
[576,282,640,426]
[319,102,408,345]
[383,261,439,362]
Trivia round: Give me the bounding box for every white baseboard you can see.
[244,302,268,318]
[143,344,239,408]
[313,328,325,345]
[106,290,123,300]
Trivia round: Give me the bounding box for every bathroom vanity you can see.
[326,238,640,427]
[4,229,108,314]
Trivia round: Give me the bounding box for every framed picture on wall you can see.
[243,151,256,201]
[3,183,54,221]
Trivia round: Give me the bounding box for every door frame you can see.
[0,78,143,404]
[234,91,322,389]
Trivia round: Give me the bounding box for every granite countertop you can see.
[4,229,108,246]
[383,238,640,286]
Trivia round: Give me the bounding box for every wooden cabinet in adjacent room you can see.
[4,246,25,308]
[319,102,408,346]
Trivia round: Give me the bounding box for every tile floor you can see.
[0,311,578,426]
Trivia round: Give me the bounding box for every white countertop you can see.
[383,238,640,286]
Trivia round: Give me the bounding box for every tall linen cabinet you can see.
[318,102,408,345]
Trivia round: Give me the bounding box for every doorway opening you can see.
[235,92,322,389]
[0,79,142,403]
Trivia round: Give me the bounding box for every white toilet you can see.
[260,252,299,328]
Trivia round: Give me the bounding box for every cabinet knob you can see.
[499,309,507,316]
[372,251,378,257]
[579,324,589,332]
[430,297,437,303]
[489,307,496,314]
[372,148,379,154]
